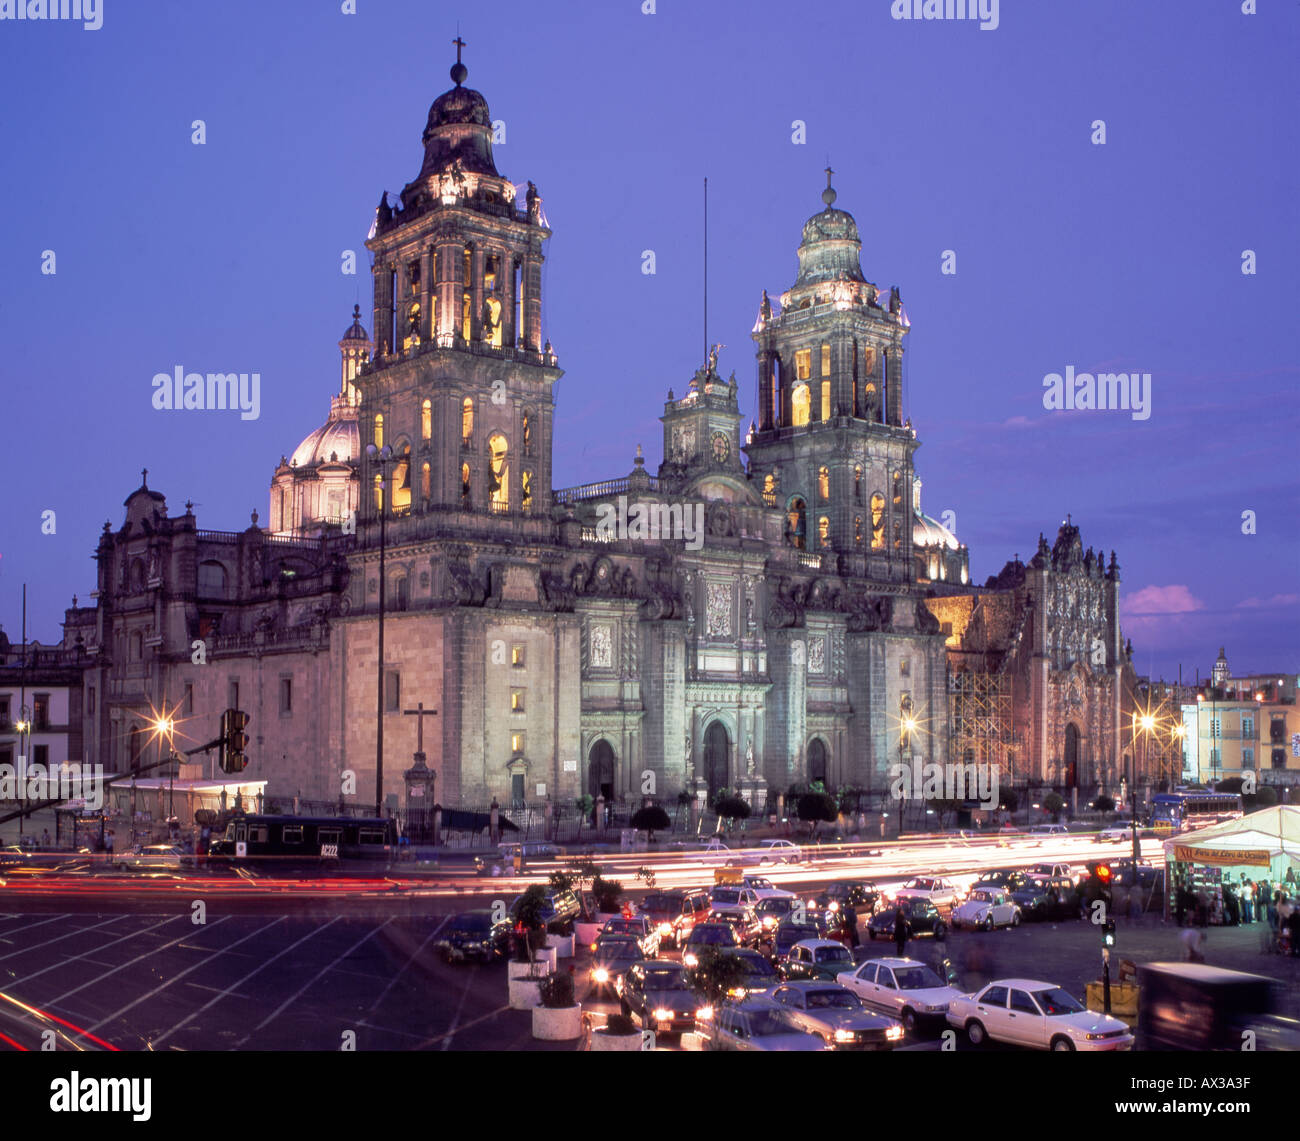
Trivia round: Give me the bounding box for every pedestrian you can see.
[1241,879,1254,924]
[1180,927,1206,963]
[893,902,908,957]
[41,828,51,848]
[843,904,859,950]
[1174,882,1187,927]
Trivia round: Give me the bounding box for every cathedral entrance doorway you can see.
[807,738,827,786]
[704,721,730,801]
[511,772,525,810]
[1064,723,1080,788]
[588,740,615,803]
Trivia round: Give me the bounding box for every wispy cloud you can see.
[1124,584,1205,616]
[1236,593,1300,610]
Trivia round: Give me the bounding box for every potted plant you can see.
[592,876,624,922]
[546,916,576,958]
[507,958,548,1010]
[508,885,552,980]
[532,969,582,1040]
[631,804,671,845]
[589,1011,648,1052]
[571,859,604,946]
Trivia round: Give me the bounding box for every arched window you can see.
[818,516,830,547]
[487,432,509,510]
[522,409,533,455]
[391,444,412,511]
[854,465,863,503]
[421,462,431,499]
[521,470,533,511]
[791,383,810,427]
[854,515,863,545]
[130,559,145,593]
[421,399,432,440]
[461,398,474,446]
[870,493,885,550]
[403,301,421,351]
[817,466,830,502]
[461,245,473,341]
[373,413,384,448]
[785,497,807,550]
[461,462,471,506]
[762,473,776,505]
[892,469,903,508]
[198,561,228,598]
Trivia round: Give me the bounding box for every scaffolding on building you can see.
[948,670,1018,790]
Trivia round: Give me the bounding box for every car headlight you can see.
[727,987,747,999]
[590,943,598,953]
[828,901,840,912]
[683,952,698,967]
[886,1025,904,1041]
[834,1028,856,1043]
[653,1008,673,1022]
[659,923,672,936]
[696,1005,714,1021]
[592,968,609,983]
[805,899,817,908]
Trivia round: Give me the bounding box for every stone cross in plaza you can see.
[403,701,438,755]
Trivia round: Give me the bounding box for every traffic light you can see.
[220,708,250,773]
[1102,918,1116,948]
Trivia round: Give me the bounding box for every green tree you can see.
[631,805,671,841]
[1094,794,1115,815]
[794,790,838,838]
[1043,791,1065,821]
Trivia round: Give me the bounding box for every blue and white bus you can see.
[1148,790,1243,835]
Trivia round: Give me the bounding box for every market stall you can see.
[1162,805,1300,926]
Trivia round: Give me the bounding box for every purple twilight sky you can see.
[0,0,1296,683]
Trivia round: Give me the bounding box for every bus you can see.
[1148,790,1243,835]
[206,814,397,871]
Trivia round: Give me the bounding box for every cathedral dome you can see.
[426,84,491,130]
[341,304,369,342]
[794,175,867,288]
[801,206,861,248]
[290,408,359,468]
[914,511,959,551]
[419,54,500,177]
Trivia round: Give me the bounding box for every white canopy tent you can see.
[1163,805,1300,882]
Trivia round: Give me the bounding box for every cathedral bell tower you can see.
[358,40,561,522]
[745,170,916,581]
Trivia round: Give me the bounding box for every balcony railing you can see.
[554,475,660,505]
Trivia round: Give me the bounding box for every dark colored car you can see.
[769,917,833,962]
[815,881,881,914]
[779,939,857,981]
[434,910,512,964]
[868,898,948,941]
[973,868,1027,892]
[638,889,712,949]
[621,960,711,1035]
[719,947,783,997]
[589,935,644,996]
[681,922,740,967]
[714,907,763,948]
[754,895,804,936]
[1010,875,1078,921]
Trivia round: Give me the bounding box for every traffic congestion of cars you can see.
[437,842,1151,1052]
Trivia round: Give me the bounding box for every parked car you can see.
[115,844,187,872]
[950,888,1022,931]
[770,981,905,1050]
[947,979,1134,1051]
[497,840,561,860]
[837,957,963,1033]
[1009,875,1078,921]
[698,997,827,1051]
[893,877,962,910]
[434,910,512,964]
[718,947,783,997]
[638,889,712,949]
[599,915,660,958]
[779,939,856,982]
[972,868,1027,892]
[768,917,833,962]
[867,898,948,941]
[681,922,741,967]
[814,880,881,915]
[757,839,802,864]
[620,960,711,1035]
[1029,863,1076,883]
[1097,825,1136,843]
[1027,824,1071,839]
[589,935,645,996]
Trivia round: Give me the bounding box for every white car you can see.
[951,888,1022,931]
[837,957,963,1033]
[893,877,962,910]
[757,840,802,865]
[741,875,797,902]
[709,886,761,914]
[115,844,187,872]
[946,979,1134,1051]
[1030,862,1077,883]
[1097,826,1135,843]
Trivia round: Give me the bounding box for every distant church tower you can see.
[358,41,562,522]
[746,169,916,581]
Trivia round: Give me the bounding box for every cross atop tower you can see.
[453,34,466,63]
[141,468,148,487]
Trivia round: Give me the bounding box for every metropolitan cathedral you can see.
[69,51,1141,815]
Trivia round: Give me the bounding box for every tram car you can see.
[206,814,397,871]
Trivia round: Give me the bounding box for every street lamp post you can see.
[367,442,394,819]
[898,713,916,837]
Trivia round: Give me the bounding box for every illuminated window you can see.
[893,470,903,508]
[820,380,830,421]
[403,301,421,351]
[421,461,431,499]
[511,643,526,668]
[791,383,810,426]
[818,516,830,547]
[795,349,811,381]
[461,462,471,505]
[511,732,526,755]
[373,413,384,448]
[854,516,863,545]
[462,398,474,444]
[422,399,432,440]
[392,445,412,510]
[817,466,830,501]
[488,432,509,509]
[854,465,863,502]
[511,689,526,713]
[900,659,910,677]
[521,470,533,511]
[786,497,807,550]
[870,493,885,550]
[821,345,831,376]
[462,246,473,340]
